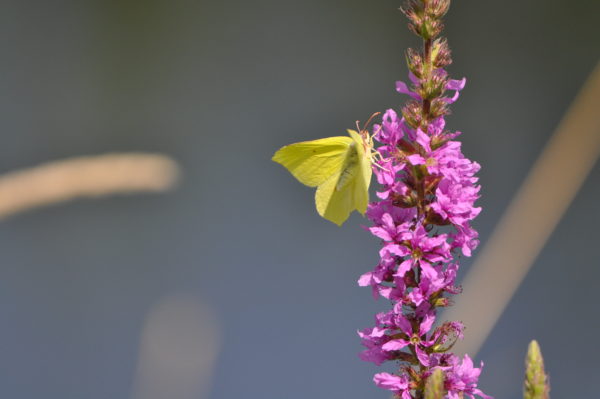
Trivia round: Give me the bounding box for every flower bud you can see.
[393,193,418,208]
[426,0,450,19]
[432,38,452,68]
[401,100,423,128]
[401,1,424,37]
[425,207,450,226]
[428,98,450,119]
[432,297,450,307]
[402,0,446,39]
[419,72,448,100]
[406,48,424,79]
[524,340,550,399]
[420,18,443,40]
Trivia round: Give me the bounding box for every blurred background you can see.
[0,0,598,398]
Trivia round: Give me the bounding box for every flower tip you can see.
[524,340,550,399]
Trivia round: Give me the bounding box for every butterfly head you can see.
[354,112,384,163]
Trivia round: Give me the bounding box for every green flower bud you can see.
[406,48,424,79]
[401,100,423,128]
[523,340,550,399]
[432,38,452,68]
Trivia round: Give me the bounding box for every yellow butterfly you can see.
[272,115,379,226]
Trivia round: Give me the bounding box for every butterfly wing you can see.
[272,136,354,187]
[273,131,373,226]
[314,143,359,225]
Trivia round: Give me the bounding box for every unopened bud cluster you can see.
[524,341,550,399]
[401,0,450,39]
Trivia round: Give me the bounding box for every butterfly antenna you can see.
[356,112,382,135]
[363,112,381,131]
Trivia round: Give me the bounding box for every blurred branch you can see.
[0,152,179,219]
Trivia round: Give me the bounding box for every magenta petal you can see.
[381,212,394,227]
[407,154,426,165]
[357,272,373,287]
[415,345,431,366]
[359,349,389,366]
[396,80,422,101]
[445,91,460,104]
[415,128,431,151]
[370,226,393,241]
[419,312,436,336]
[395,314,413,336]
[396,259,413,277]
[370,326,387,338]
[444,78,466,104]
[408,288,425,306]
[408,71,420,85]
[382,339,409,351]
[420,261,438,280]
[374,372,408,391]
[447,77,466,91]
[380,244,408,259]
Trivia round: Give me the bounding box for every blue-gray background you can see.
[0,0,598,398]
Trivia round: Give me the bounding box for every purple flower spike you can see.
[357,1,490,398]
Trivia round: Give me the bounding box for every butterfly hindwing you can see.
[315,145,358,225]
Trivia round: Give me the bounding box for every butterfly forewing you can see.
[272,136,353,187]
[315,168,355,226]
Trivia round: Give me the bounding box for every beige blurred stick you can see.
[445,62,600,356]
[0,153,179,219]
